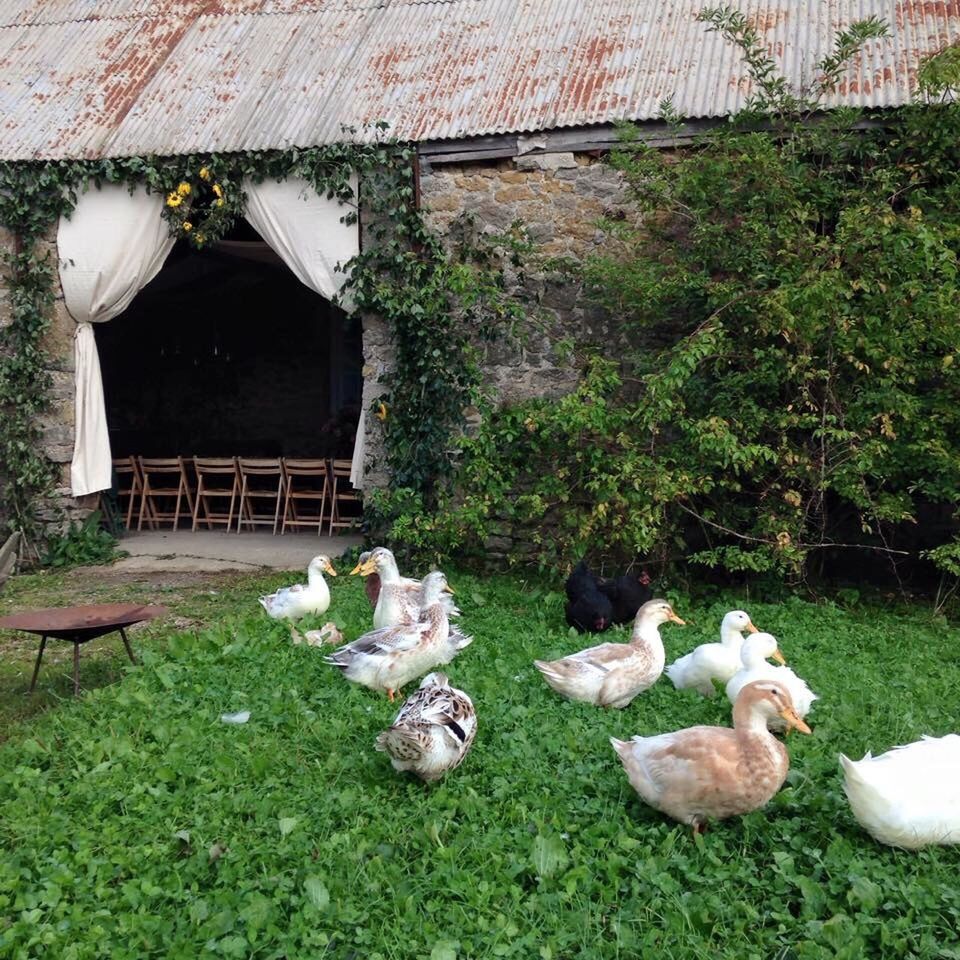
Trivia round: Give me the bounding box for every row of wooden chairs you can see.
[106,457,361,536]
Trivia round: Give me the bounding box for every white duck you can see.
[534,599,685,708]
[665,609,758,696]
[325,571,471,700]
[725,632,818,731]
[375,672,477,782]
[258,555,337,621]
[839,735,960,849]
[352,547,459,628]
[611,680,811,832]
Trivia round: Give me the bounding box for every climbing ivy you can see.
[0,131,519,537]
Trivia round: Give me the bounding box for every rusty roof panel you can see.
[0,1,201,28]
[0,0,958,159]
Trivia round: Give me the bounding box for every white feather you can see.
[839,735,960,849]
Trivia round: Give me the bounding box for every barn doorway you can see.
[97,221,363,460]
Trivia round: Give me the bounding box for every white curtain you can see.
[243,175,359,303]
[246,175,364,485]
[350,409,366,488]
[58,183,175,496]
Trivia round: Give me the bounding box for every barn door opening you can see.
[95,220,363,525]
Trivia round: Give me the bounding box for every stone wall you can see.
[354,150,629,493]
[420,151,628,404]
[0,225,93,538]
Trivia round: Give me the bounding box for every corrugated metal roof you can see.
[0,0,957,160]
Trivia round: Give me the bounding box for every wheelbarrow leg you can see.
[119,627,138,666]
[28,635,47,693]
[73,642,81,697]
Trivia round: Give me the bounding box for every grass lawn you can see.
[1,565,958,959]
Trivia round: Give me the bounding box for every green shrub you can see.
[42,511,121,569]
[381,16,960,583]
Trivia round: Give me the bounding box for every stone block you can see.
[515,152,579,172]
[526,222,556,243]
[494,185,535,204]
[539,179,574,194]
[425,193,463,213]
[471,202,514,230]
[43,442,74,465]
[48,370,74,403]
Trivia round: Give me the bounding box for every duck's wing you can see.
[395,674,476,731]
[259,582,308,616]
[387,675,476,757]
[259,582,304,603]
[536,641,635,685]
[447,625,473,650]
[569,641,640,669]
[325,620,430,667]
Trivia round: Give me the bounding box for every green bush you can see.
[42,512,121,569]
[382,17,960,583]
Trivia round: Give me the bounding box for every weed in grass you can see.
[0,570,958,958]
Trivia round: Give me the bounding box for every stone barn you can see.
[0,0,954,536]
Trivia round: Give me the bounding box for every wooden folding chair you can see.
[236,458,285,535]
[137,457,195,530]
[112,456,144,530]
[280,459,330,535]
[191,457,241,531]
[327,458,362,534]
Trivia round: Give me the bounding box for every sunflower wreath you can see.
[161,165,241,248]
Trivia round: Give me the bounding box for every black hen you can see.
[564,560,613,633]
[598,570,653,625]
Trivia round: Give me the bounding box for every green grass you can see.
[1,569,959,959]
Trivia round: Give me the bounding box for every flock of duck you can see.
[259,550,960,848]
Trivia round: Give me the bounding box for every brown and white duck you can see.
[375,672,477,782]
[534,599,685,708]
[352,547,459,628]
[611,680,812,832]
[325,571,471,700]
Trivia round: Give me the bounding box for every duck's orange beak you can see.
[771,647,786,665]
[780,709,811,734]
[668,611,686,625]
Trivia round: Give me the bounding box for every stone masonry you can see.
[421,151,628,403]
[0,224,94,538]
[355,150,630,491]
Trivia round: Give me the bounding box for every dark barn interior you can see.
[96,225,363,461]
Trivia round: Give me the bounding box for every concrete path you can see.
[112,530,363,573]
